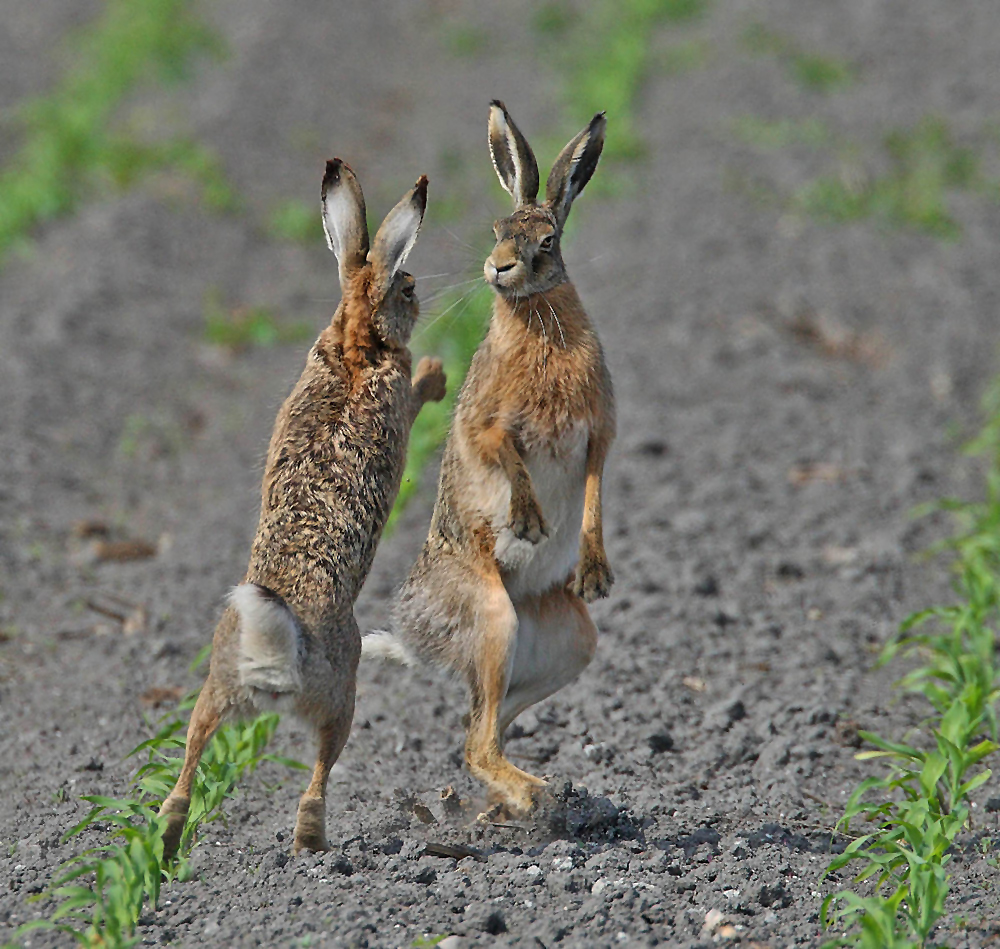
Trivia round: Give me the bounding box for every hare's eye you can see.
[402,284,415,300]
[539,235,554,251]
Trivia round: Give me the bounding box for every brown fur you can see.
[157,162,444,859]
[387,104,614,814]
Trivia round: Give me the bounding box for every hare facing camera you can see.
[372,102,615,816]
[158,160,445,859]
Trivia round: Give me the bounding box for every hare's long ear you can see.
[321,159,370,289]
[545,112,606,229]
[488,100,539,208]
[369,175,428,305]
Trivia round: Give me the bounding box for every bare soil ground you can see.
[2,1,1000,946]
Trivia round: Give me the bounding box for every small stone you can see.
[440,786,463,816]
[414,866,437,885]
[834,719,862,748]
[412,803,437,824]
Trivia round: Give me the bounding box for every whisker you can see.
[541,293,566,348]
[420,280,485,308]
[411,285,484,342]
[414,271,464,281]
[441,226,483,256]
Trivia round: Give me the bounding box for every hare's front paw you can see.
[572,544,614,602]
[509,495,547,544]
[414,356,447,404]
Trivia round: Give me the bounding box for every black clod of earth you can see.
[269,850,288,869]
[482,910,507,935]
[329,855,353,876]
[985,797,1000,813]
[727,700,747,723]
[414,866,437,885]
[694,575,719,597]
[758,882,792,908]
[647,731,675,754]
[636,439,668,457]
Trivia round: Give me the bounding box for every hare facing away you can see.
[365,101,615,816]
[158,160,446,859]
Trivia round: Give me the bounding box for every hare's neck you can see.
[493,282,592,346]
[318,304,384,388]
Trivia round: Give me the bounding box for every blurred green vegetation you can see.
[443,23,489,58]
[731,115,830,149]
[744,23,855,93]
[0,0,231,264]
[554,0,712,162]
[203,293,313,351]
[388,283,493,530]
[794,117,985,238]
[266,198,326,243]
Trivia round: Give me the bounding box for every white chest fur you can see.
[490,423,589,599]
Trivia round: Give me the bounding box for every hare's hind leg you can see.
[292,622,360,855]
[158,681,224,861]
[464,572,547,816]
[498,588,597,738]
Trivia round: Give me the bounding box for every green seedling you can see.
[17,711,305,948]
[822,379,1000,947]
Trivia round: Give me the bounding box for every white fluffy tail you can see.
[231,583,302,693]
[361,630,416,666]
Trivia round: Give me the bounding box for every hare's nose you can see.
[494,260,516,273]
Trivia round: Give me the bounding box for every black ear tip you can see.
[323,158,346,192]
[413,175,429,208]
[490,98,506,110]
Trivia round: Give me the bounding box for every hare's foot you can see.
[471,752,547,818]
[413,356,447,404]
[509,494,547,545]
[158,795,189,862]
[293,796,329,854]
[572,540,614,602]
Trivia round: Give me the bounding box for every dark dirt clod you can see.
[481,910,507,935]
[693,575,720,597]
[647,731,676,754]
